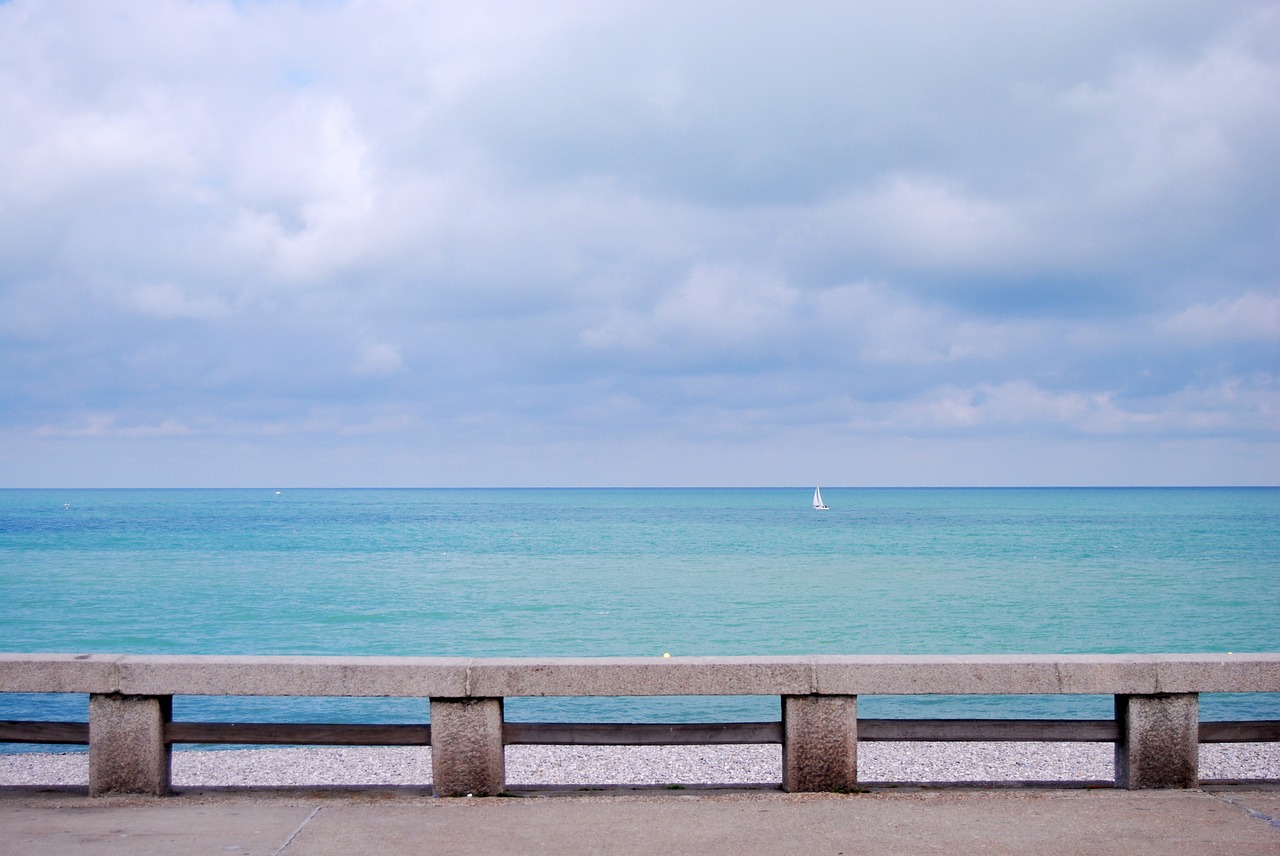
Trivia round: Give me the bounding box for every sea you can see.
[1,487,1277,750]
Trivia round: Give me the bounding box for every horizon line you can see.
[3,485,1277,491]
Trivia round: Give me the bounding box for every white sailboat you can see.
[812,486,829,510]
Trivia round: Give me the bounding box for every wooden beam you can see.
[0,720,90,744]
[503,719,1129,745]
[9,717,1276,750]
[859,719,1120,742]
[1199,721,1280,743]
[503,722,782,745]
[164,722,430,746]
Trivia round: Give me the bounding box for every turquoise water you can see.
[1,487,1277,741]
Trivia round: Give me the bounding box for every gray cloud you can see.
[0,0,1277,486]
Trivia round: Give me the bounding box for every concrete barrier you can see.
[2,653,1277,796]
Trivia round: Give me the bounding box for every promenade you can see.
[2,784,1278,855]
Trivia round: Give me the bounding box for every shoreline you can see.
[2,743,1277,789]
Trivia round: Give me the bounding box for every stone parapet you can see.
[1115,693,1200,789]
[465,656,814,697]
[2,653,1277,698]
[88,693,171,796]
[114,655,469,698]
[2,652,1276,796]
[0,654,121,694]
[430,698,505,797]
[782,695,858,792]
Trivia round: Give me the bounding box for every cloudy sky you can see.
[1,1,1277,487]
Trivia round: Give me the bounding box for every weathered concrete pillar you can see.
[88,693,172,796]
[1114,693,1199,789]
[430,697,505,796]
[782,694,858,792]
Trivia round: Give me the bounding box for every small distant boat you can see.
[813,486,829,510]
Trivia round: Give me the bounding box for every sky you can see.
[1,1,1277,488]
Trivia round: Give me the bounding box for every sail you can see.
[813,487,828,510]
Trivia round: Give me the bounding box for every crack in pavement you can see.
[1216,794,1280,829]
[271,805,322,855]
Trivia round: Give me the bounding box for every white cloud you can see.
[6,109,195,204]
[812,281,1020,365]
[581,265,797,351]
[1160,291,1280,343]
[37,414,194,439]
[336,412,418,437]
[127,284,231,321]
[889,374,1280,439]
[1061,24,1280,205]
[350,342,405,378]
[655,266,796,338]
[837,177,1027,271]
[899,381,1098,432]
[225,97,379,283]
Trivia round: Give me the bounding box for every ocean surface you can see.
[1,487,1277,747]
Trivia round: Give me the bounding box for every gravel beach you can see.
[2,743,1277,789]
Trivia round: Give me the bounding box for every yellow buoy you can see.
[663,652,670,658]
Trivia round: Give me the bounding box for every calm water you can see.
[1,487,1277,743]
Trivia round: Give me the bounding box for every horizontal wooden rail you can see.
[861,719,1121,742]
[0,720,90,744]
[503,721,782,745]
[4,719,1277,747]
[165,722,430,746]
[1199,720,1280,743]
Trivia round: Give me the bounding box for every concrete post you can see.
[88,693,172,796]
[782,694,858,792]
[1114,693,1199,789]
[430,697,505,796]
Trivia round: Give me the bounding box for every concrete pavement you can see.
[1,785,1278,855]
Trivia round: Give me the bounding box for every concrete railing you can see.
[2,653,1278,796]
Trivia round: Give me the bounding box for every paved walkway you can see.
[1,785,1278,855]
